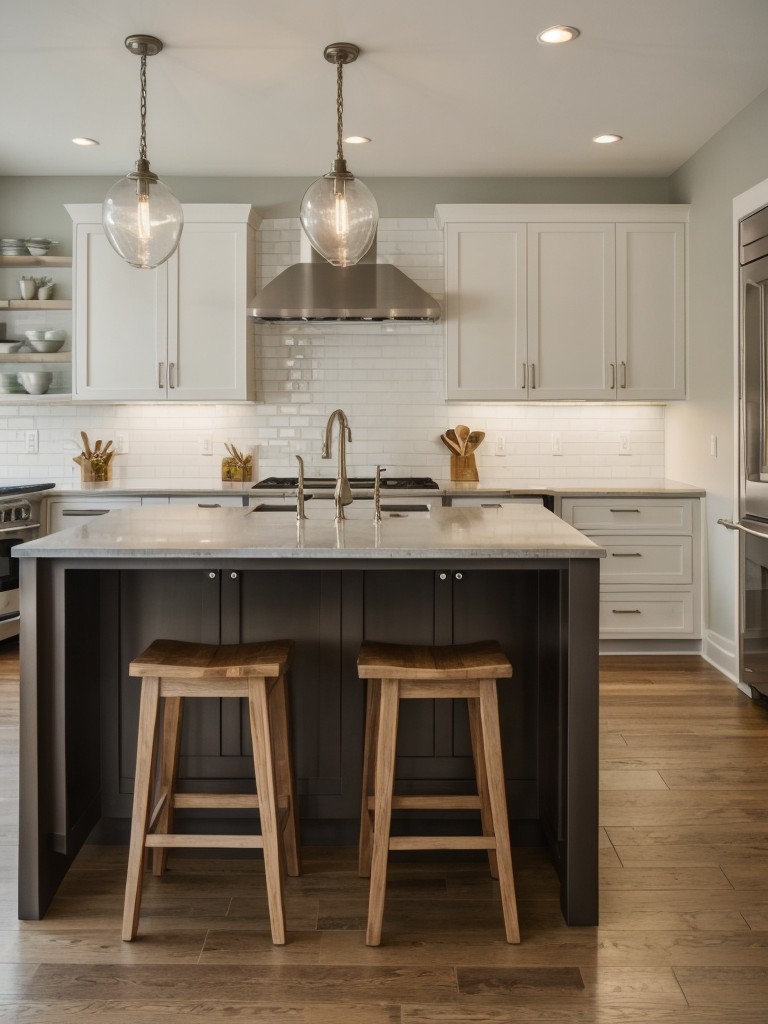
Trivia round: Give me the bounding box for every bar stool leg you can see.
[122,675,161,942]
[248,676,286,946]
[270,671,301,877]
[358,678,380,878]
[366,678,399,946]
[478,678,520,944]
[152,694,183,876]
[467,695,499,879]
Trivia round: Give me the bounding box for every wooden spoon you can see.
[80,431,92,458]
[440,432,463,456]
[445,428,464,454]
[464,430,486,454]
[454,424,470,455]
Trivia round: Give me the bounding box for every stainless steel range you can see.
[0,484,54,642]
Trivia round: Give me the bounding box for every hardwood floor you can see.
[1,645,768,1021]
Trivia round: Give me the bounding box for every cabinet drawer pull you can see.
[158,362,165,389]
[610,552,642,558]
[610,362,616,389]
[62,509,110,517]
[169,362,176,389]
[522,363,527,389]
[620,360,627,389]
[481,503,503,508]
[197,503,221,508]
[609,507,640,513]
[611,608,641,614]
[530,362,536,389]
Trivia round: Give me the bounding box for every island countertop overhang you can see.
[15,503,605,561]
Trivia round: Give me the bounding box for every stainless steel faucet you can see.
[322,408,353,520]
[295,454,308,521]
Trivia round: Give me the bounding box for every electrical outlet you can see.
[495,434,505,456]
[24,430,38,454]
[551,431,562,456]
[619,432,631,455]
[200,435,213,456]
[710,434,718,457]
[116,432,129,454]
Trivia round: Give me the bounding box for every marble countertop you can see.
[16,502,605,561]
[48,477,705,499]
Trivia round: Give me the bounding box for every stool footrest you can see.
[145,834,264,849]
[369,794,482,810]
[389,835,497,851]
[173,793,260,809]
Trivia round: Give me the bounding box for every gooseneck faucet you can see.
[322,408,353,520]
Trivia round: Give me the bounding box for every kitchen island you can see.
[16,502,603,927]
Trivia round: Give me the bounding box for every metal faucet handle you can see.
[373,464,382,523]
[295,454,308,520]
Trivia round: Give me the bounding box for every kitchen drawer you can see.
[561,497,693,533]
[47,497,141,533]
[593,535,692,584]
[599,592,694,636]
[450,495,545,506]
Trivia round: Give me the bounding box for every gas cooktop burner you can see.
[254,476,439,490]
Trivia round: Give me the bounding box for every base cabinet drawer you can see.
[594,535,692,584]
[562,498,693,532]
[599,592,694,636]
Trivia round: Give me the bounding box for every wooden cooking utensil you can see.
[80,430,92,458]
[440,432,463,456]
[464,430,486,454]
[445,427,463,453]
[454,424,470,454]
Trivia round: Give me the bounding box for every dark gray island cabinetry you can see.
[16,503,603,927]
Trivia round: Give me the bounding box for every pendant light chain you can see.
[335,57,345,163]
[139,52,148,163]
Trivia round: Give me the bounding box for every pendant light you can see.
[103,35,183,270]
[299,43,378,268]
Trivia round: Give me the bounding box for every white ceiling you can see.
[3,0,768,179]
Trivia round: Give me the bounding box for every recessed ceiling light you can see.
[593,133,623,144]
[345,136,371,144]
[537,25,580,44]
[72,137,100,147]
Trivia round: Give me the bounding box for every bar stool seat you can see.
[123,638,300,946]
[357,639,520,946]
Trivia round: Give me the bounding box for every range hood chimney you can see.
[248,231,441,323]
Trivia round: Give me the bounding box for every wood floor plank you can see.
[599,770,668,791]
[674,966,768,1006]
[0,1001,402,1023]
[18,963,459,1004]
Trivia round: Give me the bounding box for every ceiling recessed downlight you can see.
[72,137,100,147]
[345,136,371,144]
[537,25,580,44]
[593,133,623,144]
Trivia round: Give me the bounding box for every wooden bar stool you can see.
[123,638,300,946]
[357,639,520,946]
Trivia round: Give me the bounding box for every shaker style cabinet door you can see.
[72,223,167,400]
[527,223,616,400]
[445,223,527,399]
[615,223,686,400]
[68,204,257,402]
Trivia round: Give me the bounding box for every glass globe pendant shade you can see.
[103,162,184,270]
[300,170,378,267]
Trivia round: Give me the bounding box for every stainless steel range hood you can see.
[248,235,441,323]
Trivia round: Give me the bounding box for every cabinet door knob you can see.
[455,572,463,580]
[208,571,217,580]
[230,572,238,580]
[439,572,448,580]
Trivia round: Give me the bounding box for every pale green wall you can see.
[0,175,669,256]
[668,86,768,652]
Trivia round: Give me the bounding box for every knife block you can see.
[450,453,479,482]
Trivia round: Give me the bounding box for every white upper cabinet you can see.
[616,223,686,400]
[527,222,615,400]
[66,204,259,402]
[445,223,526,399]
[437,205,688,402]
